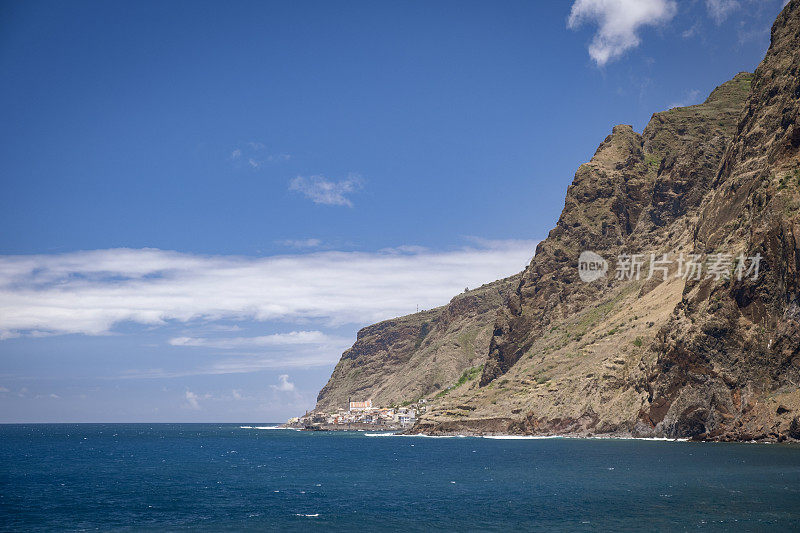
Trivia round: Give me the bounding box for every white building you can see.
[396,407,416,426]
[398,414,415,426]
[349,400,373,411]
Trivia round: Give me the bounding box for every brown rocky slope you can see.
[639,0,800,441]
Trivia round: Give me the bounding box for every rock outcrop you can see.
[314,276,519,412]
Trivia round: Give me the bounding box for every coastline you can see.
[284,416,800,443]
[404,418,800,443]
[279,425,800,444]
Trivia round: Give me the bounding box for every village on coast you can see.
[286,399,426,431]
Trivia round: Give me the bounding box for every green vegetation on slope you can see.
[435,365,484,399]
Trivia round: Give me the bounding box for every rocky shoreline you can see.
[408,417,800,443]
[283,419,799,443]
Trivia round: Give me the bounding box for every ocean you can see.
[1,424,799,531]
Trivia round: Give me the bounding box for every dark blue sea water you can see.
[1,424,799,531]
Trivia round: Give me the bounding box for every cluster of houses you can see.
[288,399,426,429]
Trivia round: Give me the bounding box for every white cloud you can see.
[568,0,677,66]
[681,23,699,39]
[667,88,702,109]
[229,143,289,168]
[169,330,337,349]
[0,240,535,339]
[123,344,352,377]
[705,0,739,23]
[379,245,429,254]
[162,331,352,373]
[232,389,243,400]
[289,174,363,207]
[0,387,9,393]
[272,374,295,392]
[185,390,201,410]
[277,238,322,249]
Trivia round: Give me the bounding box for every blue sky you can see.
[0,0,788,421]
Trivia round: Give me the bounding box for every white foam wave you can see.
[483,435,564,440]
[484,434,689,442]
[382,433,691,441]
[394,433,469,438]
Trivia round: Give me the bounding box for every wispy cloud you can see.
[378,245,429,255]
[706,0,739,24]
[184,390,201,410]
[277,238,322,249]
[162,331,352,372]
[0,240,535,339]
[667,88,702,109]
[271,374,295,392]
[681,23,700,39]
[168,330,338,349]
[229,142,290,169]
[568,0,677,66]
[289,174,363,207]
[125,349,348,378]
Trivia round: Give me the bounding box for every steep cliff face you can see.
[413,70,753,435]
[640,0,800,440]
[314,275,519,412]
[480,72,754,387]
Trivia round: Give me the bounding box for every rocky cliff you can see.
[480,71,754,388]
[414,69,756,437]
[640,0,800,440]
[314,275,519,412]
[314,1,800,441]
